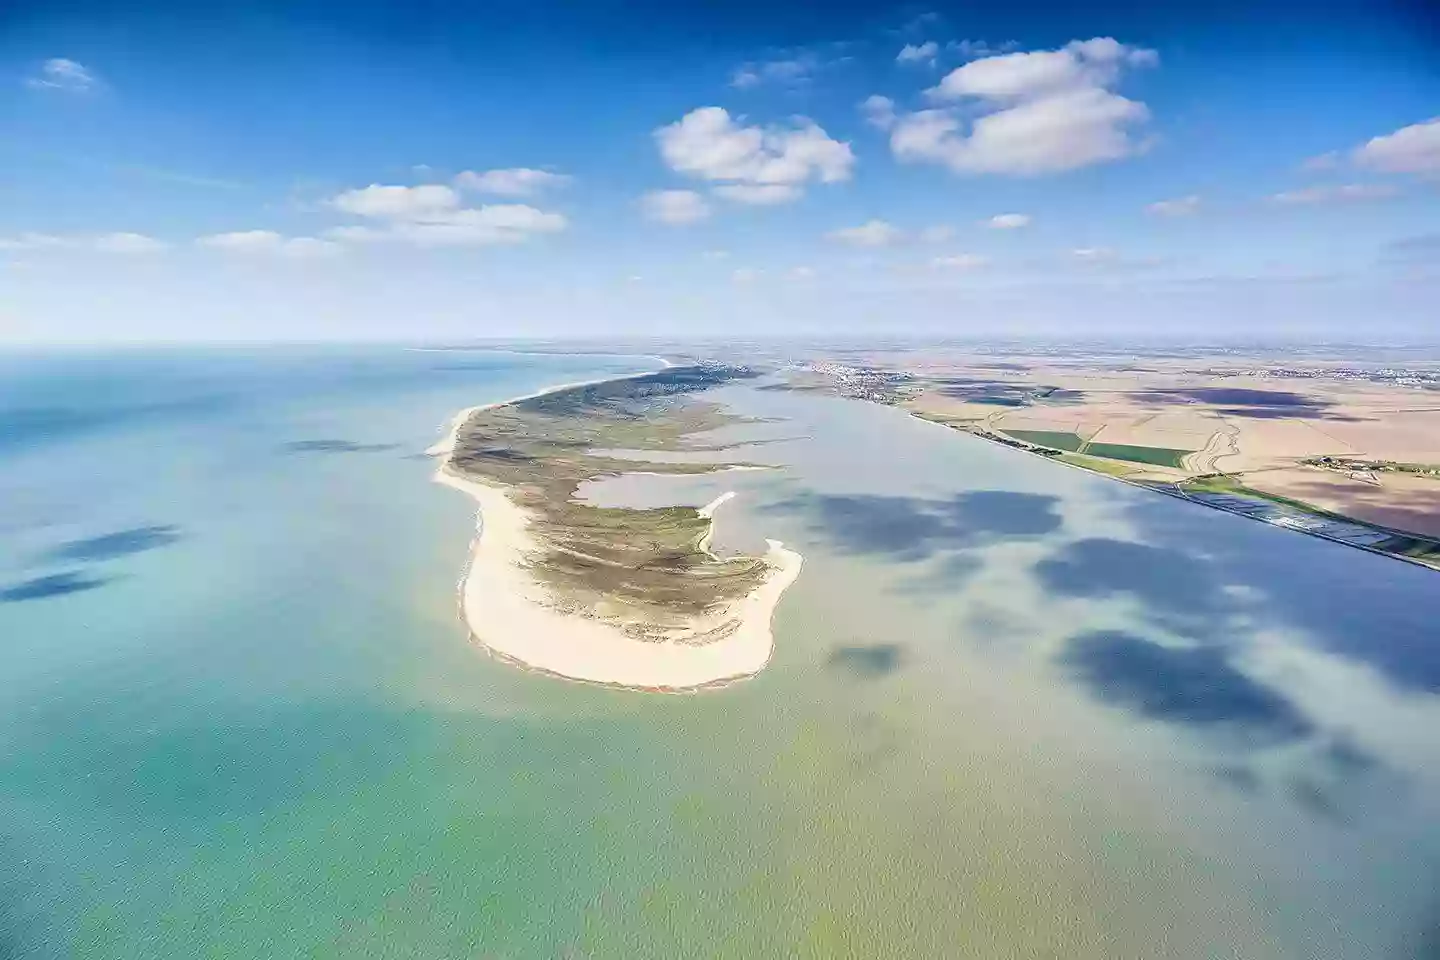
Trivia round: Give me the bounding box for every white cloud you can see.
[454,168,571,196]
[702,249,730,261]
[1270,183,1400,205]
[887,38,1156,176]
[25,58,96,92]
[987,213,1032,229]
[330,184,461,219]
[640,189,711,225]
[712,183,803,205]
[930,38,1153,101]
[655,107,853,204]
[1071,247,1118,262]
[827,220,903,247]
[919,225,955,243]
[860,95,897,131]
[1352,117,1440,175]
[198,230,341,257]
[731,267,763,283]
[93,232,168,254]
[931,253,988,270]
[325,183,567,245]
[897,42,939,65]
[1146,195,1201,216]
[786,266,817,281]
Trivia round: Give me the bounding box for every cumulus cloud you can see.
[197,231,341,258]
[987,213,1032,229]
[454,168,571,196]
[655,107,853,205]
[931,253,988,269]
[1071,247,1118,262]
[324,182,566,245]
[1270,184,1399,205]
[1146,195,1201,216]
[860,95,897,130]
[330,184,460,219]
[886,38,1156,176]
[640,189,711,224]
[25,58,96,92]
[897,42,939,65]
[827,220,903,247]
[1352,117,1440,175]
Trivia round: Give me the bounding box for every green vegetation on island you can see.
[450,365,776,635]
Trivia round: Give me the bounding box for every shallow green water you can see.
[2,349,1437,958]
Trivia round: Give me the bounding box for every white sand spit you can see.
[430,376,802,691]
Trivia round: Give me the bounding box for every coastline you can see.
[906,410,1440,573]
[430,370,803,692]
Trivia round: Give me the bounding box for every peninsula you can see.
[431,365,802,691]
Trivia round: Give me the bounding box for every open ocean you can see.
[2,346,1437,959]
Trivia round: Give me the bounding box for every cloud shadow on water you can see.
[43,525,181,563]
[0,571,112,603]
[829,643,905,677]
[1060,630,1314,745]
[1120,494,1440,693]
[772,490,1063,561]
[1034,537,1227,636]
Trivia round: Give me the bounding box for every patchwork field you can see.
[784,346,1440,546]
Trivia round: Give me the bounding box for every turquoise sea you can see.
[2,347,1438,959]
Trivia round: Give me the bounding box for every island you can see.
[430,364,802,691]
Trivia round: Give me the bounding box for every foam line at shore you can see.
[430,369,802,692]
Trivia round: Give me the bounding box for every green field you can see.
[999,429,1087,452]
[1055,453,1139,477]
[1081,442,1191,468]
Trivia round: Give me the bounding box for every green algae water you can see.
[2,348,1438,959]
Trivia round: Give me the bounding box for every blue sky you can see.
[1,0,1437,342]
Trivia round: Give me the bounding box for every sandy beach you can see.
[430,377,803,691]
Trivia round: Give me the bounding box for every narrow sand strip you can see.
[431,377,802,692]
